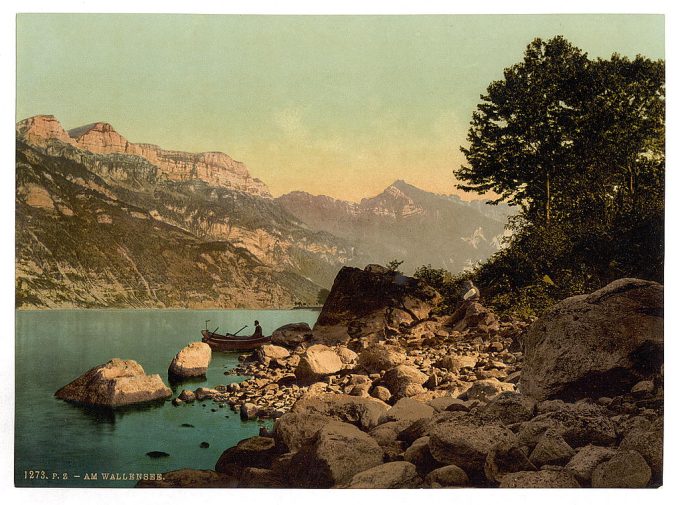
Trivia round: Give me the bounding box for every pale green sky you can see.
[16,14,664,201]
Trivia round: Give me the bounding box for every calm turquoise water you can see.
[15,309,319,488]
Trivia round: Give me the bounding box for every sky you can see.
[16,14,664,201]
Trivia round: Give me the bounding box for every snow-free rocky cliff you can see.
[16,115,511,308]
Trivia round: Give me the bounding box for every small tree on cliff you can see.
[386,259,404,273]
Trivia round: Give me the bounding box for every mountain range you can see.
[15,115,511,308]
[277,181,512,275]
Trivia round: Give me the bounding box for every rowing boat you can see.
[201,329,271,351]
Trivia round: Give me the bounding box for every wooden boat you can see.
[201,329,271,351]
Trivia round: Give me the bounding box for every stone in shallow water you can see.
[146,451,170,458]
[54,358,171,407]
[168,342,212,378]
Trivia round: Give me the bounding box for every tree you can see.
[457,37,664,316]
[385,259,404,273]
[456,37,589,226]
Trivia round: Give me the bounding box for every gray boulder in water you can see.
[168,342,212,378]
[55,358,172,407]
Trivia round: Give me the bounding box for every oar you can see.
[232,325,248,336]
[211,327,219,337]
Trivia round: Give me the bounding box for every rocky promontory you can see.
[138,267,663,488]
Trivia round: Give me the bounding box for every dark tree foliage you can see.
[455,37,664,317]
[413,264,471,314]
[317,288,330,305]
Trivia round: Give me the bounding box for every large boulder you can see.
[274,412,332,452]
[55,359,171,407]
[478,392,536,425]
[215,437,278,472]
[424,465,470,488]
[520,278,663,401]
[312,265,442,345]
[336,346,358,365]
[484,438,536,484]
[346,461,422,489]
[378,397,435,425]
[271,322,312,348]
[368,421,410,461]
[460,378,515,402]
[295,344,343,381]
[436,354,477,373]
[517,401,616,449]
[528,430,575,467]
[564,445,617,485]
[288,393,389,431]
[619,425,663,482]
[274,393,392,453]
[168,342,212,378]
[382,365,428,400]
[591,450,652,488]
[257,344,290,365]
[428,415,517,476]
[357,344,406,373]
[452,302,499,332]
[288,421,384,487]
[238,467,285,488]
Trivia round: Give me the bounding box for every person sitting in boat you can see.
[253,320,263,338]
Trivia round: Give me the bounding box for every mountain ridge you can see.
[15,116,359,308]
[277,180,512,274]
[16,115,512,309]
[17,115,271,197]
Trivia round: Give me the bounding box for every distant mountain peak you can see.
[68,121,119,140]
[388,179,414,190]
[16,115,76,146]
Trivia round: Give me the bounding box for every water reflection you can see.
[168,374,208,389]
[62,397,170,425]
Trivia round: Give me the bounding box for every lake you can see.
[15,309,320,488]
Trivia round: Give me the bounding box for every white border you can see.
[1,2,677,505]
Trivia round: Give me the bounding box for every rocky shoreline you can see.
[55,265,663,488]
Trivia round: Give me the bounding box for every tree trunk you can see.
[545,174,551,224]
[629,171,635,195]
